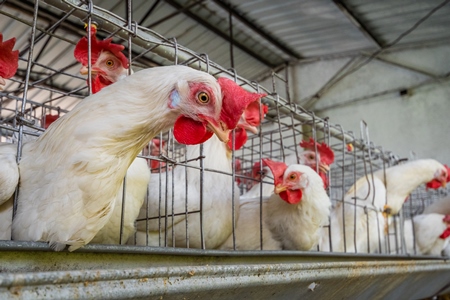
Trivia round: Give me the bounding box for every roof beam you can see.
[212,0,302,60]
[333,0,384,49]
[162,0,282,68]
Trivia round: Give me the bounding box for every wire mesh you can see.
[0,0,449,258]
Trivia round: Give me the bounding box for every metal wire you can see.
[0,0,448,260]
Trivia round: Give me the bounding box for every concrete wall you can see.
[284,44,450,163]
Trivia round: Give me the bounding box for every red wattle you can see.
[426,179,442,190]
[279,189,302,205]
[439,228,450,239]
[173,115,213,145]
[227,128,248,150]
[43,114,59,129]
[319,172,328,189]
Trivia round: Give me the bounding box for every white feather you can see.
[389,213,450,256]
[324,159,447,253]
[11,66,222,251]
[135,134,240,249]
[267,165,331,250]
[91,157,150,244]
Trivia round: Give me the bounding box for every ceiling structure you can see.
[0,0,449,123]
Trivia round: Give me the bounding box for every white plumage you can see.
[267,163,331,250]
[389,213,450,256]
[219,195,281,250]
[325,159,448,253]
[0,143,19,241]
[135,134,240,249]
[0,143,19,205]
[11,66,230,251]
[221,162,331,251]
[90,157,150,244]
[324,175,387,253]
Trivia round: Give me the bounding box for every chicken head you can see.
[263,158,306,205]
[74,25,129,93]
[174,77,265,145]
[426,164,450,190]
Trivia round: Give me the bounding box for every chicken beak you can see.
[319,162,330,173]
[442,180,447,188]
[80,66,98,76]
[206,120,231,143]
[275,184,287,194]
[0,77,5,90]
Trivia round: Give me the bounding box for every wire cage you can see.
[0,0,449,260]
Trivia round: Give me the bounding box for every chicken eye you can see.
[105,60,114,67]
[289,173,297,181]
[197,92,210,104]
[309,154,314,160]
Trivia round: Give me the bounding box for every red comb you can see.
[0,33,19,79]
[74,25,128,68]
[300,138,335,165]
[218,77,266,130]
[262,158,287,187]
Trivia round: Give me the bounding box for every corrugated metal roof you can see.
[229,0,379,57]
[0,0,449,123]
[343,0,450,47]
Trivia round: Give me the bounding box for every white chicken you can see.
[325,159,448,253]
[134,93,266,249]
[220,159,331,251]
[11,65,252,251]
[73,32,150,245]
[389,214,450,256]
[0,35,20,237]
[241,138,335,199]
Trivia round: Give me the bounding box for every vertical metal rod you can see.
[145,142,150,246]
[228,9,234,69]
[338,125,348,252]
[13,0,40,217]
[170,134,175,247]
[119,0,134,246]
[86,0,94,95]
[231,127,236,250]
[199,143,205,249]
[274,95,285,161]
[163,141,169,247]
[258,94,264,250]
[119,176,127,244]
[184,144,189,248]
